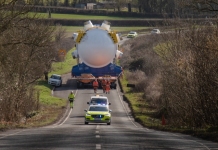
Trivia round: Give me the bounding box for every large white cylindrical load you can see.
[101,20,111,31]
[116,50,123,59]
[77,28,116,68]
[73,33,78,42]
[72,50,84,63]
[116,33,120,43]
[84,20,93,31]
[72,50,78,59]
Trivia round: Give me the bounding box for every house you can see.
[75,3,86,9]
[86,3,96,10]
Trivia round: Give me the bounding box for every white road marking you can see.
[0,130,26,139]
[116,88,138,128]
[96,125,100,130]
[51,86,55,96]
[169,133,211,150]
[96,144,101,149]
[95,131,99,134]
[96,135,100,138]
[52,90,78,128]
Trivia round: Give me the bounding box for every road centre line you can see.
[96,135,100,138]
[96,125,100,130]
[96,131,99,134]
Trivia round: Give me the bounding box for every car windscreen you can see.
[129,32,135,34]
[89,106,108,111]
[90,98,107,105]
[51,75,60,79]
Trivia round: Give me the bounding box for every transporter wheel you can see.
[85,121,89,125]
[111,83,117,89]
[107,122,111,125]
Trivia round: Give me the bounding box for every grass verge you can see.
[49,48,76,75]
[21,48,76,128]
[119,68,218,142]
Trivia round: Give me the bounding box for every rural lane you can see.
[0,73,218,149]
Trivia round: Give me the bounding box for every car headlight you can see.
[86,113,91,116]
[105,113,110,116]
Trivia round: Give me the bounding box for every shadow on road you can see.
[70,115,84,118]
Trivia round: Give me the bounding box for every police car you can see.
[84,105,112,125]
[87,95,111,107]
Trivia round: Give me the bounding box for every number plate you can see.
[95,118,101,121]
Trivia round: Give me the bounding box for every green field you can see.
[33,12,144,20]
[64,26,151,34]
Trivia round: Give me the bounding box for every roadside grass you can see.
[31,12,144,20]
[119,73,161,128]
[119,46,218,142]
[49,48,76,75]
[22,48,76,128]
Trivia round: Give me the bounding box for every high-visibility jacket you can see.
[93,81,99,87]
[102,80,106,86]
[106,82,111,91]
[68,93,75,99]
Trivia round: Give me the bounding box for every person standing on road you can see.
[93,79,99,93]
[68,91,75,108]
[101,78,106,93]
[105,80,111,94]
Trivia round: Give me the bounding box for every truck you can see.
[71,20,123,89]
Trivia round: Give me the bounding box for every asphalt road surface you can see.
[0,74,218,150]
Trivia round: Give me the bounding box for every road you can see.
[0,73,218,150]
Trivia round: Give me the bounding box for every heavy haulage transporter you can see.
[72,20,123,89]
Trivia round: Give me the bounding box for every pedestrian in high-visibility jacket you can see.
[93,79,99,93]
[105,80,111,94]
[68,91,75,108]
[101,79,106,93]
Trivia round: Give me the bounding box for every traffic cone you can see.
[162,115,166,125]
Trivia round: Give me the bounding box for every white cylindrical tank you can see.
[72,50,78,59]
[84,20,93,31]
[77,28,116,68]
[73,33,78,42]
[101,20,111,31]
[116,50,123,59]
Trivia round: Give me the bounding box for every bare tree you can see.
[0,1,56,122]
[159,19,218,127]
[180,0,218,12]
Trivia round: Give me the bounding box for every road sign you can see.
[58,49,66,56]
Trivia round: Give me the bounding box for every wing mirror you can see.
[87,102,89,104]
[84,109,87,112]
[109,103,111,105]
[109,110,112,113]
